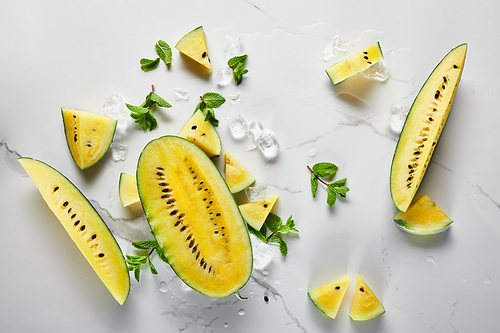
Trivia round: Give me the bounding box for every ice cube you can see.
[227,114,249,139]
[110,142,128,161]
[228,92,241,104]
[216,66,233,87]
[173,88,189,101]
[245,119,264,151]
[258,130,279,160]
[323,35,350,61]
[101,93,130,139]
[388,104,410,133]
[245,185,265,201]
[250,235,275,271]
[363,62,390,82]
[224,36,245,57]
[333,35,350,52]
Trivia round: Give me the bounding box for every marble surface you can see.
[2,0,500,331]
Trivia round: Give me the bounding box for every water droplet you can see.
[262,269,269,276]
[484,276,492,285]
[223,323,229,328]
[173,88,189,101]
[309,148,318,157]
[258,130,279,160]
[388,104,410,133]
[110,142,128,161]
[238,309,245,316]
[462,277,467,283]
[426,256,438,266]
[216,66,233,86]
[158,281,168,293]
[227,114,249,139]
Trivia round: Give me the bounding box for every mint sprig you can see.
[228,54,248,85]
[308,162,350,207]
[125,239,168,282]
[140,40,172,71]
[194,92,225,126]
[126,85,172,131]
[248,213,298,257]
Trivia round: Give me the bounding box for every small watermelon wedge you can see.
[308,275,350,319]
[349,275,385,321]
[238,194,279,230]
[224,151,255,193]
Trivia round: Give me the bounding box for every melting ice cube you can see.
[173,88,189,101]
[101,93,130,139]
[224,36,245,57]
[250,235,275,271]
[245,119,264,151]
[388,104,410,133]
[363,62,390,82]
[216,66,233,86]
[227,114,249,139]
[245,185,265,201]
[258,130,279,160]
[110,142,128,161]
[228,92,241,104]
[323,35,350,61]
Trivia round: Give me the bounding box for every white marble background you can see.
[1,0,500,332]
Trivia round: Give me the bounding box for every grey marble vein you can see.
[251,276,308,332]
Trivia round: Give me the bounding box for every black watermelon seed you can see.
[91,234,97,240]
[202,52,207,58]
[80,225,85,231]
[74,220,80,226]
[53,186,59,192]
[62,201,69,207]
[180,225,186,232]
[335,286,341,290]
[191,125,197,130]
[98,253,105,258]
[71,214,76,219]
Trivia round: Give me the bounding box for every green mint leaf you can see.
[266,233,282,245]
[194,100,206,113]
[310,173,318,198]
[148,257,158,275]
[278,237,288,257]
[228,54,248,68]
[126,104,149,114]
[134,267,141,282]
[140,58,160,72]
[247,224,266,243]
[132,240,158,250]
[330,177,347,187]
[203,108,219,126]
[156,246,169,264]
[155,40,172,66]
[265,213,282,233]
[334,185,350,198]
[313,162,338,178]
[281,215,299,234]
[326,184,338,207]
[202,92,225,108]
[150,93,172,108]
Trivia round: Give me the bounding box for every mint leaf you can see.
[126,104,149,114]
[148,258,158,275]
[311,173,318,198]
[228,55,249,85]
[150,92,172,108]
[312,162,338,178]
[228,54,248,68]
[140,58,160,72]
[280,215,299,234]
[155,40,172,66]
[308,163,349,207]
[326,184,338,207]
[265,213,282,232]
[278,237,288,257]
[155,246,169,264]
[132,240,159,250]
[202,92,225,108]
[247,224,267,242]
[128,85,171,131]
